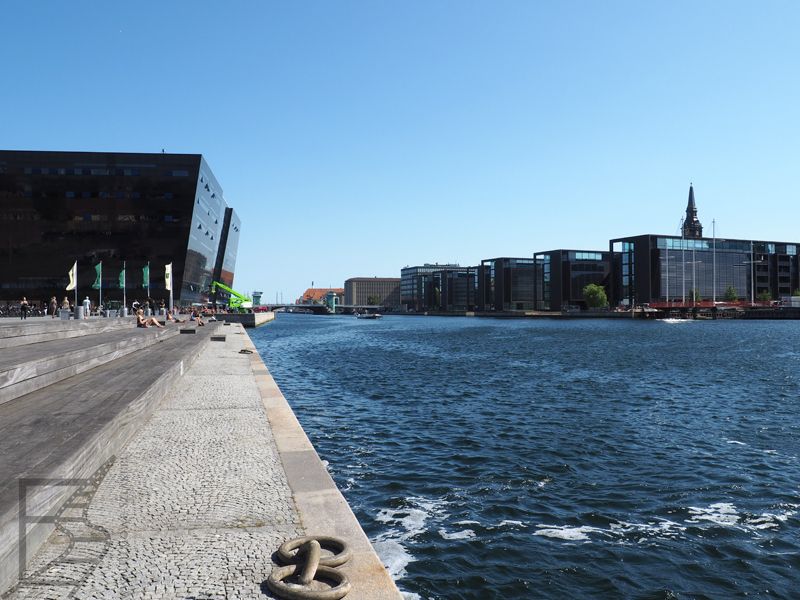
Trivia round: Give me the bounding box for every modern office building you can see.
[344,277,401,308]
[477,257,536,311]
[0,150,240,306]
[534,250,611,311]
[609,234,799,306]
[438,267,478,312]
[609,189,799,305]
[400,267,476,312]
[400,263,460,311]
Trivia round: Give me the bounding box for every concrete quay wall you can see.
[243,329,403,599]
[218,311,275,327]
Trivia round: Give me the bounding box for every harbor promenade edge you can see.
[0,317,401,599]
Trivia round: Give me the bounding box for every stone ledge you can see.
[244,333,403,600]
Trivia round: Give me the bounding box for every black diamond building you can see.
[0,150,240,307]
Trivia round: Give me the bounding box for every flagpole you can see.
[74,262,78,315]
[169,267,174,314]
[99,261,103,312]
[123,260,127,311]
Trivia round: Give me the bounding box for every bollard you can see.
[75,306,84,320]
[121,307,128,317]
[59,309,71,320]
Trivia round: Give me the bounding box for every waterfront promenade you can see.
[0,317,400,599]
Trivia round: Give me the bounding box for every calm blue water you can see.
[251,314,800,599]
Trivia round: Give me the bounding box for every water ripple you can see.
[253,315,800,599]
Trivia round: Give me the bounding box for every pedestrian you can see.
[82,296,91,319]
[49,296,58,319]
[20,296,29,320]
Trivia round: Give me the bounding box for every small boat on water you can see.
[355,312,382,319]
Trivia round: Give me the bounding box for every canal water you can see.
[251,314,800,599]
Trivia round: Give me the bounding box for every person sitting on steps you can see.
[136,309,164,329]
[166,310,184,323]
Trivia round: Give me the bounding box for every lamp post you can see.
[741,243,765,306]
[681,218,686,305]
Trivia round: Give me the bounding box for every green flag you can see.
[91,262,102,290]
[118,267,126,289]
[143,263,150,289]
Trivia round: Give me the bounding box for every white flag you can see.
[165,263,172,291]
[66,261,77,291]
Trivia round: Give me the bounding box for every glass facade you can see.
[535,254,551,310]
[181,158,228,305]
[478,258,535,311]
[611,235,800,306]
[0,150,239,308]
[400,264,460,311]
[534,250,611,310]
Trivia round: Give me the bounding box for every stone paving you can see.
[5,326,302,599]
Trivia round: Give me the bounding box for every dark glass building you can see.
[438,267,478,312]
[534,249,611,311]
[402,266,477,312]
[400,263,460,311]
[477,257,536,311]
[609,234,799,306]
[0,150,239,307]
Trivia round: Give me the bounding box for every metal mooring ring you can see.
[267,564,351,600]
[277,536,352,568]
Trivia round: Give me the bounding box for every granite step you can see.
[0,325,180,407]
[0,322,220,594]
[0,318,138,350]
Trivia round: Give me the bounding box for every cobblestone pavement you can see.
[6,326,302,599]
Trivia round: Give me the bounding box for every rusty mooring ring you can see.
[277,535,352,568]
[267,563,351,600]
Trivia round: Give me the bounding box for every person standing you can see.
[82,296,91,319]
[49,296,58,319]
[20,297,29,320]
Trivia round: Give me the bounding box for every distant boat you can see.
[355,312,382,319]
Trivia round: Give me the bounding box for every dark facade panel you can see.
[478,257,535,311]
[609,234,799,306]
[400,263,460,311]
[534,250,611,310]
[0,150,238,308]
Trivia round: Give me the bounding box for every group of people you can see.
[13,295,212,329]
[14,296,66,319]
[136,307,208,328]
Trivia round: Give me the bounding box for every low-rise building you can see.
[477,257,536,311]
[400,263,460,311]
[609,187,799,306]
[297,288,344,305]
[534,250,611,310]
[344,278,401,308]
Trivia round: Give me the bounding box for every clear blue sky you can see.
[2,2,798,301]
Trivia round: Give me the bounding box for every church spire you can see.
[682,184,703,238]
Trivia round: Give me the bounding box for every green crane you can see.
[210,281,253,310]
